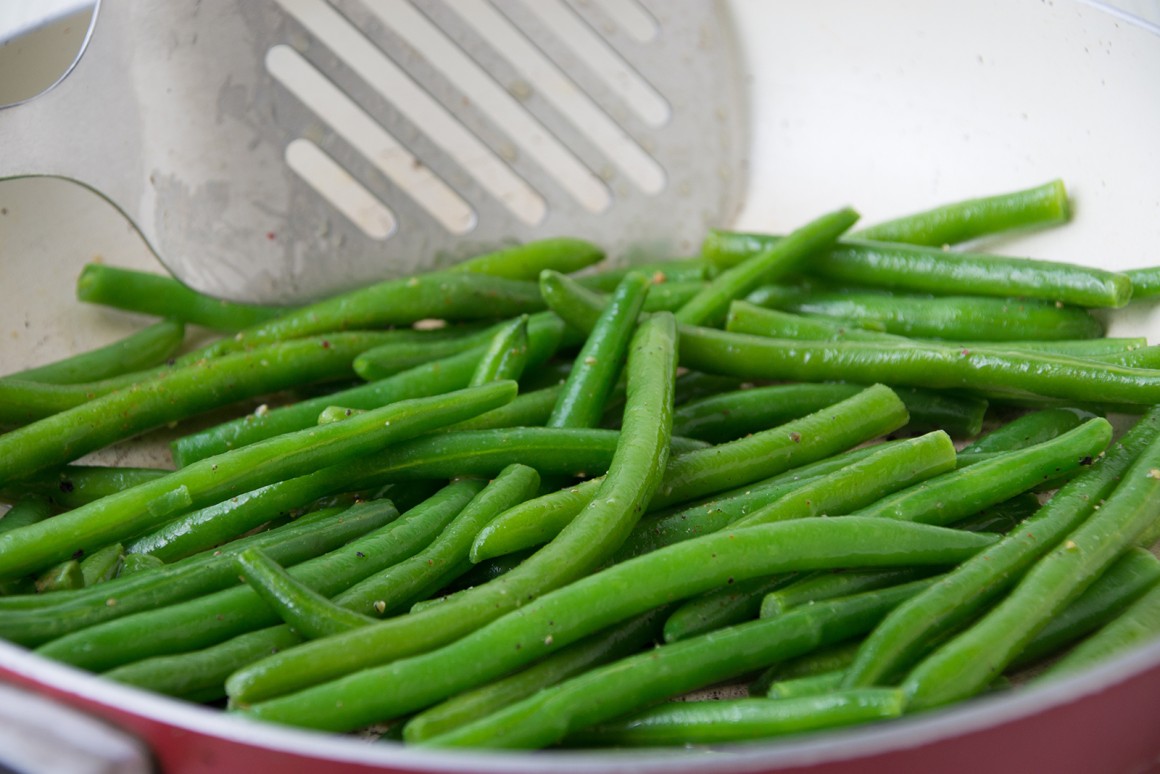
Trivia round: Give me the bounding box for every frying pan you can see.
[1,0,1160,771]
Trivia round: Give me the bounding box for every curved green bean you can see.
[469,316,530,386]
[3,320,186,385]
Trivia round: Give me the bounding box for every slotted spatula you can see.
[0,0,747,303]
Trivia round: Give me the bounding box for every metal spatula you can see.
[0,0,747,303]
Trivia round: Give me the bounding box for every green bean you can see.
[36,561,83,593]
[746,285,1105,341]
[171,316,568,465]
[0,331,415,480]
[849,418,1111,527]
[851,180,1071,246]
[469,316,530,386]
[1045,566,1160,678]
[661,432,957,641]
[678,324,1160,407]
[79,543,123,586]
[1124,266,1160,300]
[575,258,711,291]
[671,383,863,443]
[235,547,375,638]
[5,466,169,509]
[751,642,863,695]
[0,381,516,580]
[901,407,1160,709]
[204,273,546,356]
[0,501,396,643]
[3,320,185,385]
[0,495,54,535]
[443,384,562,432]
[761,568,939,619]
[36,484,485,671]
[105,625,305,702]
[335,464,540,617]
[958,408,1086,455]
[76,264,284,331]
[673,207,859,326]
[569,689,904,747]
[1009,547,1160,670]
[726,299,1143,356]
[1094,344,1160,370]
[949,493,1043,534]
[765,670,848,700]
[469,384,909,562]
[412,577,941,748]
[117,553,163,576]
[842,409,1160,690]
[543,271,650,428]
[442,237,603,280]
[402,609,667,743]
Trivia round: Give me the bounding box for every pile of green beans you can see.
[5,180,1160,753]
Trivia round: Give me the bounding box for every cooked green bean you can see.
[575,258,711,291]
[117,553,163,577]
[79,543,122,586]
[901,407,1160,709]
[746,285,1105,341]
[765,670,848,700]
[171,316,569,466]
[761,568,939,619]
[0,501,396,644]
[569,689,904,747]
[3,320,185,385]
[0,381,516,579]
[469,316,530,386]
[36,561,83,593]
[226,313,679,705]
[5,466,169,509]
[543,271,650,428]
[958,408,1086,455]
[0,495,54,536]
[414,577,941,749]
[470,384,909,562]
[1124,266,1160,300]
[673,207,858,326]
[852,180,1071,246]
[442,237,604,280]
[76,264,284,331]
[402,609,668,743]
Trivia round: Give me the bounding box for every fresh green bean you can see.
[571,689,904,747]
[746,285,1105,341]
[469,384,909,562]
[226,313,680,706]
[1009,547,1160,670]
[76,264,284,331]
[335,464,540,617]
[673,207,859,326]
[0,501,396,643]
[678,324,1160,407]
[0,381,516,580]
[402,609,667,743]
[442,237,603,280]
[469,316,530,386]
[852,180,1071,246]
[901,408,1160,709]
[3,320,185,385]
[413,577,941,749]
[171,316,569,466]
[543,271,650,428]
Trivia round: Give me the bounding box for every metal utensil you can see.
[0,0,747,303]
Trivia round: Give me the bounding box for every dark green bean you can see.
[0,495,54,535]
[225,313,679,706]
[79,543,122,586]
[543,271,650,428]
[36,561,83,593]
[761,568,939,619]
[765,670,848,700]
[901,408,1160,709]
[673,207,859,326]
[117,553,163,576]
[412,577,941,749]
[3,320,185,385]
[5,466,169,509]
[856,180,1070,245]
[0,381,515,580]
[76,264,283,331]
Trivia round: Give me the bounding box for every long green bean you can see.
[3,320,186,385]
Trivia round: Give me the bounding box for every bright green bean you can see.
[765,670,848,700]
[443,237,603,280]
[959,408,1086,455]
[902,407,1160,709]
[575,258,711,291]
[4,466,169,509]
[1124,266,1160,300]
[225,313,679,705]
[76,264,284,331]
[3,320,186,385]
[761,568,939,619]
[469,316,530,386]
